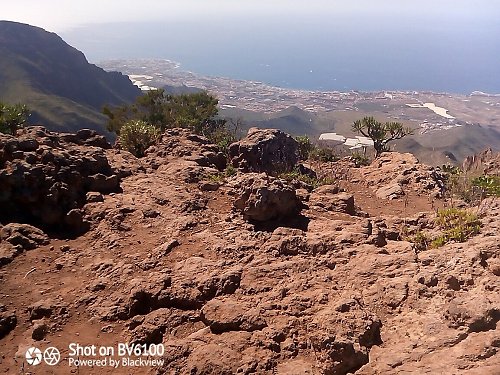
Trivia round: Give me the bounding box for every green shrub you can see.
[401,226,430,251]
[441,164,461,175]
[445,174,475,203]
[443,171,500,205]
[430,235,448,248]
[224,164,237,177]
[294,135,314,161]
[278,169,334,189]
[0,102,29,135]
[206,172,224,183]
[206,124,238,157]
[431,208,481,247]
[471,175,500,198]
[119,120,160,157]
[405,208,481,250]
[204,165,237,184]
[350,152,370,167]
[309,146,338,162]
[408,231,430,251]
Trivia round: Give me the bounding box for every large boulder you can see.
[229,127,299,174]
[230,173,302,222]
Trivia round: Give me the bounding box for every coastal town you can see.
[99,58,500,135]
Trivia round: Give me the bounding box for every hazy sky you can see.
[2,1,499,93]
[2,0,498,32]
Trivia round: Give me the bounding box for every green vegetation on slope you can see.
[104,89,237,157]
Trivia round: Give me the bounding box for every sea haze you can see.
[61,6,500,94]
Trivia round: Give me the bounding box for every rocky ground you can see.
[0,127,499,374]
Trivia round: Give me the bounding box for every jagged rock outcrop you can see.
[0,126,119,233]
[229,127,299,174]
[462,148,500,175]
[0,223,49,250]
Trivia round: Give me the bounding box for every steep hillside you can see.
[221,106,333,137]
[0,21,140,134]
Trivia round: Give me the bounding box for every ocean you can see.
[61,8,500,94]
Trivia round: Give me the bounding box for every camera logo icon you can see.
[25,347,42,366]
[43,347,61,366]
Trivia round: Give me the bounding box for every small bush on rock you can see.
[278,169,334,189]
[404,208,481,251]
[295,135,314,161]
[205,123,238,157]
[441,164,461,175]
[224,165,237,177]
[350,152,370,167]
[206,172,224,183]
[309,146,338,162]
[445,174,475,203]
[410,231,430,251]
[0,102,29,135]
[431,208,481,247]
[205,165,238,184]
[472,175,500,198]
[119,120,160,157]
[443,169,500,205]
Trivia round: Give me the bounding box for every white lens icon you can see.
[43,347,61,366]
[25,347,42,366]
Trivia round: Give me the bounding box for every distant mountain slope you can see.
[162,84,203,96]
[222,105,500,165]
[0,21,140,135]
[221,106,333,137]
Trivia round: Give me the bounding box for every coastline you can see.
[97,58,500,99]
[97,58,500,139]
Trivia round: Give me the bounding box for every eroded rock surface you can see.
[0,305,17,339]
[0,127,498,375]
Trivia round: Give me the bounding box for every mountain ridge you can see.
[0,21,140,135]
